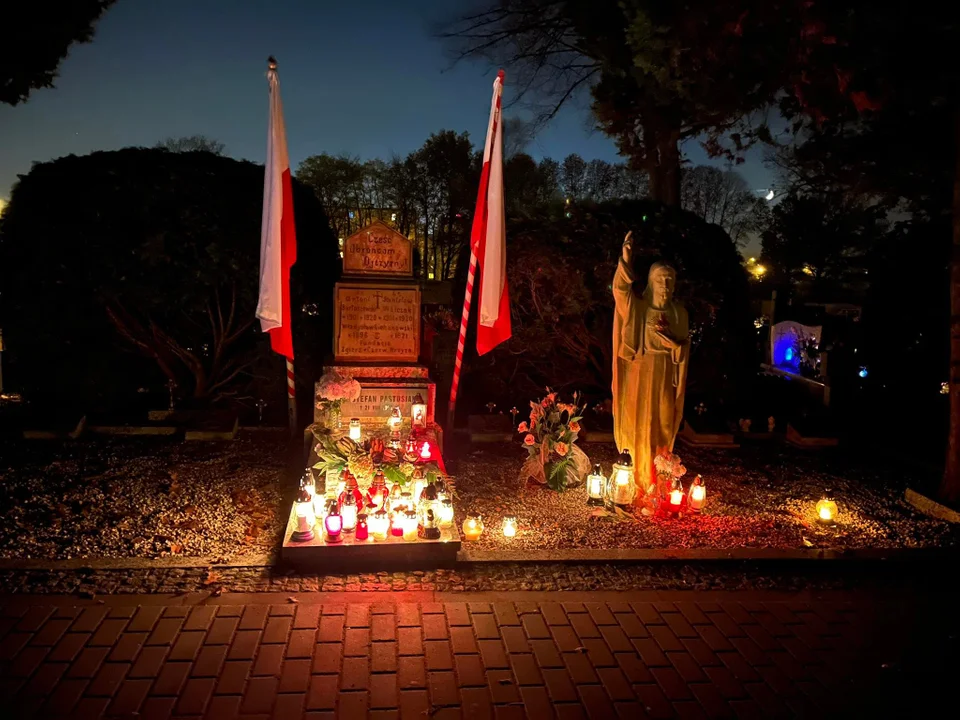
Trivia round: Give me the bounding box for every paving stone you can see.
[183,605,217,631]
[41,676,88,716]
[444,602,470,627]
[339,689,370,717]
[71,607,108,634]
[206,616,239,645]
[718,651,760,682]
[31,618,72,647]
[192,644,228,678]
[239,605,269,631]
[68,646,110,679]
[176,677,215,715]
[690,681,735,719]
[578,684,616,719]
[615,652,653,684]
[110,632,148,662]
[520,685,555,719]
[478,639,509,670]
[450,626,479,655]
[169,629,204,661]
[163,606,190,618]
[321,603,346,616]
[10,645,49,677]
[206,694,243,718]
[472,613,500,640]
[634,682,675,718]
[468,602,492,615]
[425,640,453,670]
[460,686,492,719]
[675,603,711,626]
[272,692,306,719]
[370,672,399,710]
[663,613,699,639]
[501,626,531,654]
[399,688,431,718]
[631,603,664,625]
[550,626,581,653]
[146,618,184,646]
[87,661,129,696]
[345,627,372,657]
[569,613,601,640]
[262,616,292,644]
[487,668,521,704]
[494,603,521,626]
[152,661,191,695]
[530,639,564,669]
[649,625,684,652]
[306,675,338,710]
[704,665,747,698]
[313,642,343,674]
[428,670,460,706]
[13,607,52,633]
[253,643,284,676]
[241,675,278,713]
[597,666,635,701]
[585,603,618,626]
[341,656,370,690]
[347,604,372,628]
[398,627,423,656]
[422,613,449,641]
[651,666,693,700]
[632,638,669,667]
[371,641,398,673]
[580,638,616,667]
[286,627,316,658]
[215,660,252,695]
[227,629,262,660]
[542,668,578,702]
[318,615,345,643]
[126,608,163,634]
[294,603,322,629]
[455,654,487,687]
[563,651,599,685]
[599,625,633,653]
[397,656,426,689]
[372,614,397,642]
[396,604,420,627]
[107,677,151,716]
[539,604,569,626]
[509,653,543,685]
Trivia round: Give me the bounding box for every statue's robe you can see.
[612,259,690,498]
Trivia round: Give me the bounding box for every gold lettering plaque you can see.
[342,220,413,277]
[335,283,420,362]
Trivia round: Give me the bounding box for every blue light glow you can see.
[784,347,794,362]
[859,367,868,378]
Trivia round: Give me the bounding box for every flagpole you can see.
[286,357,297,436]
[448,246,479,424]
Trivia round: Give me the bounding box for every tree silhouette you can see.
[1,0,116,105]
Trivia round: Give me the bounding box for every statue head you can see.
[643,262,676,308]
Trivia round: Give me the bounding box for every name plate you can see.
[335,283,420,362]
[342,221,413,277]
[340,385,429,421]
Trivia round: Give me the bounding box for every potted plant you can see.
[517,390,591,491]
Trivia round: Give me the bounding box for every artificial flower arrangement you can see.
[517,389,591,491]
[315,371,362,416]
[312,432,443,490]
[649,448,688,515]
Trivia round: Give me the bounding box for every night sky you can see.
[0,0,772,202]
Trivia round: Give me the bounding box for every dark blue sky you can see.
[0,0,772,201]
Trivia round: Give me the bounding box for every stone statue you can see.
[612,232,690,501]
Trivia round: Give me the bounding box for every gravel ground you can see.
[0,433,289,561]
[451,442,960,552]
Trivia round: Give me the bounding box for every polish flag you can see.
[256,57,297,360]
[473,70,511,355]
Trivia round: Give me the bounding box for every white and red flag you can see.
[473,70,511,355]
[448,70,511,420]
[256,57,298,428]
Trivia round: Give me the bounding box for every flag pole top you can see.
[267,56,278,71]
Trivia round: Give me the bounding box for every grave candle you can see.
[606,450,636,508]
[586,464,605,506]
[355,514,369,540]
[688,475,706,512]
[348,418,362,441]
[341,493,358,532]
[324,506,343,543]
[669,479,684,511]
[291,484,316,542]
[370,509,390,541]
[403,510,419,541]
[462,515,484,541]
[502,515,518,538]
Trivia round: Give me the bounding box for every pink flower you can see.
[555,442,569,457]
[569,421,580,433]
[517,422,529,433]
[523,434,536,446]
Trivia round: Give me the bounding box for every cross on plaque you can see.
[371,290,385,309]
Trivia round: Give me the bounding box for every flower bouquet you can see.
[648,448,688,515]
[517,390,591,491]
[315,371,361,430]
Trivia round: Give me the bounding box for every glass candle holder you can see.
[348,418,362,441]
[462,515,484,541]
[355,513,369,540]
[688,475,706,512]
[403,510,419,541]
[324,507,343,543]
[438,499,454,528]
[668,479,684,511]
[411,393,427,432]
[370,509,390,541]
[606,450,636,508]
[341,493,358,532]
[502,515,518,538]
[816,498,838,523]
[586,464,605,506]
[292,485,316,542]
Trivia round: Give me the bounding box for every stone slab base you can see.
[905,487,960,524]
[679,423,739,448]
[786,423,839,448]
[281,501,461,571]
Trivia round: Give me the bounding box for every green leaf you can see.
[382,465,408,486]
[426,470,438,485]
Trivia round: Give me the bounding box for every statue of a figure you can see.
[612,232,690,500]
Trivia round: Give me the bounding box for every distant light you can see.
[858,366,868,378]
[348,211,355,219]
[749,263,767,279]
[765,190,775,201]
[747,257,756,264]
[785,347,794,362]
[642,214,648,222]
[941,382,949,395]
[802,264,815,276]
[428,272,435,280]
[565,212,572,219]
[391,213,397,221]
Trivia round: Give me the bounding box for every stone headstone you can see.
[342,220,413,277]
[334,283,420,363]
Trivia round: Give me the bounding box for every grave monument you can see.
[316,220,438,440]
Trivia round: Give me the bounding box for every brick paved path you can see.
[0,590,952,719]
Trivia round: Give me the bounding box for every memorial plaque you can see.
[342,220,413,277]
[335,283,420,362]
[340,384,430,422]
